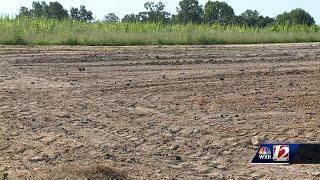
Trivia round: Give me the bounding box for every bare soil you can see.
[0,44,319,179]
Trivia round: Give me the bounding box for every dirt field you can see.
[0,44,319,179]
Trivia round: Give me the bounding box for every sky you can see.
[0,0,319,24]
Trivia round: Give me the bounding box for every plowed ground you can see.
[0,44,319,179]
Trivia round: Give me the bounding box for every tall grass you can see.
[0,17,320,45]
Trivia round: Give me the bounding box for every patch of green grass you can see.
[0,170,7,180]
[64,37,80,46]
[0,17,320,45]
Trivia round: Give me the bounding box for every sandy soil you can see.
[0,44,320,179]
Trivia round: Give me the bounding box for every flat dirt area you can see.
[0,44,319,179]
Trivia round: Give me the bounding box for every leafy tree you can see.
[229,15,245,25]
[70,7,81,21]
[104,13,120,23]
[47,2,68,20]
[240,9,260,27]
[18,1,68,19]
[276,8,315,26]
[257,16,274,27]
[239,10,274,27]
[79,5,93,22]
[31,1,48,18]
[204,1,234,24]
[70,5,93,22]
[135,12,148,22]
[122,14,140,23]
[142,1,170,23]
[176,0,203,24]
[18,7,32,18]
[171,14,179,23]
[121,1,170,23]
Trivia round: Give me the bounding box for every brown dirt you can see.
[0,44,319,179]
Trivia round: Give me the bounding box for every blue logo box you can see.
[252,144,301,164]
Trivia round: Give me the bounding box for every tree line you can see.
[18,0,316,27]
[19,1,93,21]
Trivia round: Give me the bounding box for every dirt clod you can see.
[251,136,266,146]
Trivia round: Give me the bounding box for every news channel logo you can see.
[273,145,289,161]
[257,145,289,161]
[252,144,298,164]
[258,146,272,160]
[252,144,320,164]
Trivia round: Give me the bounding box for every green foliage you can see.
[0,18,320,46]
[16,0,317,28]
[276,8,315,26]
[257,16,274,27]
[121,1,170,24]
[47,2,69,20]
[241,10,260,26]
[32,1,47,18]
[122,14,140,23]
[18,7,32,18]
[19,1,68,20]
[142,1,171,23]
[70,5,93,22]
[64,37,80,45]
[104,13,119,23]
[119,1,315,27]
[10,35,26,45]
[235,10,275,27]
[204,1,234,24]
[176,0,203,24]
